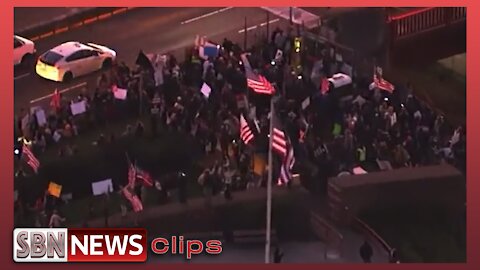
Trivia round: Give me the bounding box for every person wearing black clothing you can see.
[359,240,373,263]
[273,246,284,263]
[222,38,233,54]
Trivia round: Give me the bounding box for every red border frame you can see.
[2,1,478,269]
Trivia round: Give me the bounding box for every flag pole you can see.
[265,96,274,263]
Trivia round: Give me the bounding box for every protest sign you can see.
[112,85,128,100]
[200,83,211,98]
[53,131,62,142]
[332,123,342,137]
[35,109,47,126]
[353,167,368,175]
[91,178,113,196]
[301,97,310,110]
[70,101,86,115]
[61,193,73,203]
[48,182,62,198]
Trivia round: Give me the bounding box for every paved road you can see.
[14,7,290,111]
[14,7,92,33]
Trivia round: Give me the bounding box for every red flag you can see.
[373,66,395,93]
[320,78,330,95]
[135,166,154,187]
[50,89,61,109]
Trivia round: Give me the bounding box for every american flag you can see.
[127,162,136,187]
[271,113,287,157]
[241,53,275,95]
[22,144,40,173]
[135,166,154,187]
[240,114,254,145]
[247,75,276,95]
[121,187,143,212]
[278,142,295,185]
[373,66,395,93]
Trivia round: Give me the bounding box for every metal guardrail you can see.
[389,7,466,41]
[310,212,343,260]
[353,217,396,262]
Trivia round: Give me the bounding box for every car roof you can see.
[49,41,93,56]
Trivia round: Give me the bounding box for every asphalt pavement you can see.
[14,7,92,33]
[14,7,290,111]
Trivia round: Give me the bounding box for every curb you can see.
[16,7,137,42]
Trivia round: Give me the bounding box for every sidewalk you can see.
[14,7,93,33]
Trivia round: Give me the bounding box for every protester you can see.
[14,30,465,230]
[359,240,373,263]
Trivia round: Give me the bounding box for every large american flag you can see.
[22,144,40,173]
[240,114,254,145]
[241,53,275,95]
[373,66,395,93]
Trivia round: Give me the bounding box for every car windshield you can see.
[40,51,63,66]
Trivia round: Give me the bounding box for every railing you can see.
[310,212,344,261]
[389,7,466,41]
[352,217,396,262]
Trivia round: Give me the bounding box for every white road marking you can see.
[180,7,234,25]
[14,73,31,80]
[238,19,280,33]
[29,82,88,104]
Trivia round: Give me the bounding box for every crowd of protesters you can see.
[14,25,466,227]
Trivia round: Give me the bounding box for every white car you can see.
[36,41,116,82]
[14,35,36,67]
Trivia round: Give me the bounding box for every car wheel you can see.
[21,54,34,68]
[102,58,112,70]
[63,72,73,83]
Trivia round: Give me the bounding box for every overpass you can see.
[387,7,466,66]
[295,7,465,67]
